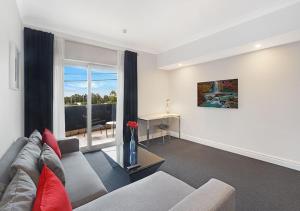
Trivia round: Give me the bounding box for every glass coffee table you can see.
[102,143,165,181]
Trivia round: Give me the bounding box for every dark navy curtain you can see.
[24,28,54,137]
[123,50,138,143]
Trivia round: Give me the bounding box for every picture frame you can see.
[9,42,20,90]
[197,79,238,109]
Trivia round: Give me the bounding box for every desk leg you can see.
[147,120,150,140]
[112,123,115,137]
[178,116,181,139]
[167,117,170,140]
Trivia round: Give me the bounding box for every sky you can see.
[64,66,117,97]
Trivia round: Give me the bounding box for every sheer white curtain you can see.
[115,51,124,145]
[115,51,124,164]
[53,37,65,139]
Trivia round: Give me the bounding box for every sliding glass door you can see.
[64,65,88,148]
[64,64,117,151]
[90,68,117,148]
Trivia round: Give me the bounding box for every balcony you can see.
[65,104,116,148]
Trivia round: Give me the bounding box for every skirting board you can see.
[169,131,300,171]
[138,131,167,142]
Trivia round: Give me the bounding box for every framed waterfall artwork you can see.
[197,79,238,109]
[9,42,20,90]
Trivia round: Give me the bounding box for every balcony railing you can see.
[65,104,116,136]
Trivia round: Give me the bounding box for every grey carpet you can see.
[84,138,300,211]
[84,149,130,192]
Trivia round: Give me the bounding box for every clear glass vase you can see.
[129,130,136,165]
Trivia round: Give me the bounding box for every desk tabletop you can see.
[138,113,180,121]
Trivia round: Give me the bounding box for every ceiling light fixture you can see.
[255,44,262,49]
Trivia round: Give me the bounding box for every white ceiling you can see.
[17,0,300,53]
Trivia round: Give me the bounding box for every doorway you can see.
[64,64,117,151]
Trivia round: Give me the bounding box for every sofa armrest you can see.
[169,179,235,211]
[58,138,79,155]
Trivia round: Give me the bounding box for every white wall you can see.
[137,52,169,139]
[168,42,300,170]
[0,0,24,157]
[138,52,169,115]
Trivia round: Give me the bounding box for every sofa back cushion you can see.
[39,144,65,185]
[0,169,36,211]
[0,137,28,199]
[10,142,41,186]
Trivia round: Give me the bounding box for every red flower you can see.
[127,121,138,129]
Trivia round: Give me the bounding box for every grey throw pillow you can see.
[39,143,66,185]
[0,169,36,211]
[0,182,5,200]
[28,130,43,149]
[0,137,28,200]
[10,142,41,186]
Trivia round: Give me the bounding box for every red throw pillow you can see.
[33,165,72,211]
[42,128,62,159]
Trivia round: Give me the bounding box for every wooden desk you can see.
[138,113,181,140]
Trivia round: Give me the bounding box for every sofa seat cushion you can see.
[74,171,195,211]
[61,152,107,208]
